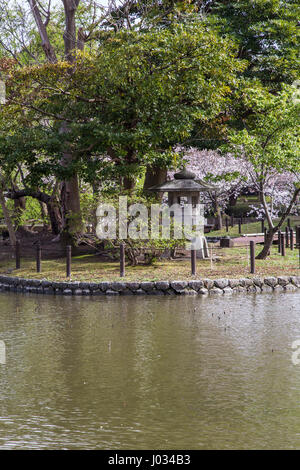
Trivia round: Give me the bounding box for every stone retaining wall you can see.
[0,275,299,296]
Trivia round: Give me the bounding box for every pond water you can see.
[0,291,299,450]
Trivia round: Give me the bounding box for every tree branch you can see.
[28,0,57,63]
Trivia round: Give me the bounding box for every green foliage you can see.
[226,203,253,218]
[0,20,244,187]
[19,197,43,223]
[187,0,300,150]
[95,192,192,265]
[225,85,300,176]
[1,0,299,239]
[209,0,300,86]
[0,196,43,228]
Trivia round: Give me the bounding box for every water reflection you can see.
[0,291,299,449]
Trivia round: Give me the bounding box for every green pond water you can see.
[0,290,299,450]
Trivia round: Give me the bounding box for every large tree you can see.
[0,0,113,242]
[1,21,243,193]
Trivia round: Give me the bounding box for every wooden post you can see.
[15,240,20,269]
[120,243,125,277]
[250,241,255,274]
[281,233,285,256]
[290,228,294,251]
[36,242,41,273]
[296,226,300,249]
[298,227,300,269]
[66,245,71,278]
[296,227,300,269]
[285,226,289,248]
[238,219,242,234]
[191,249,196,275]
[225,218,229,232]
[278,230,281,253]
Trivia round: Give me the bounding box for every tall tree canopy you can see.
[0,1,299,244]
[1,21,244,187]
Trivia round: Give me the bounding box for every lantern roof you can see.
[148,168,215,193]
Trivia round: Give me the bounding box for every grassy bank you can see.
[208,216,300,238]
[0,244,298,282]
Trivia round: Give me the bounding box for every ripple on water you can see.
[0,291,300,449]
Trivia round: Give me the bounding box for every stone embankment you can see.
[0,275,299,296]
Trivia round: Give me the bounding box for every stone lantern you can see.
[148,168,214,258]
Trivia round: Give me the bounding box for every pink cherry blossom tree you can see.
[169,146,299,237]
[169,147,253,229]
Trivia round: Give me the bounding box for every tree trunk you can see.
[46,201,62,235]
[59,1,83,243]
[256,228,275,259]
[0,184,16,246]
[14,194,26,212]
[256,187,300,259]
[213,196,223,230]
[28,0,57,63]
[13,194,26,227]
[143,166,167,201]
[29,0,83,243]
[60,175,82,244]
[229,194,238,207]
[216,206,223,230]
[58,158,82,242]
[210,191,223,230]
[39,201,49,230]
[62,0,80,63]
[143,166,167,190]
[4,188,63,236]
[123,176,136,192]
[13,192,33,234]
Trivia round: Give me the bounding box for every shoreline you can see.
[0,275,299,296]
